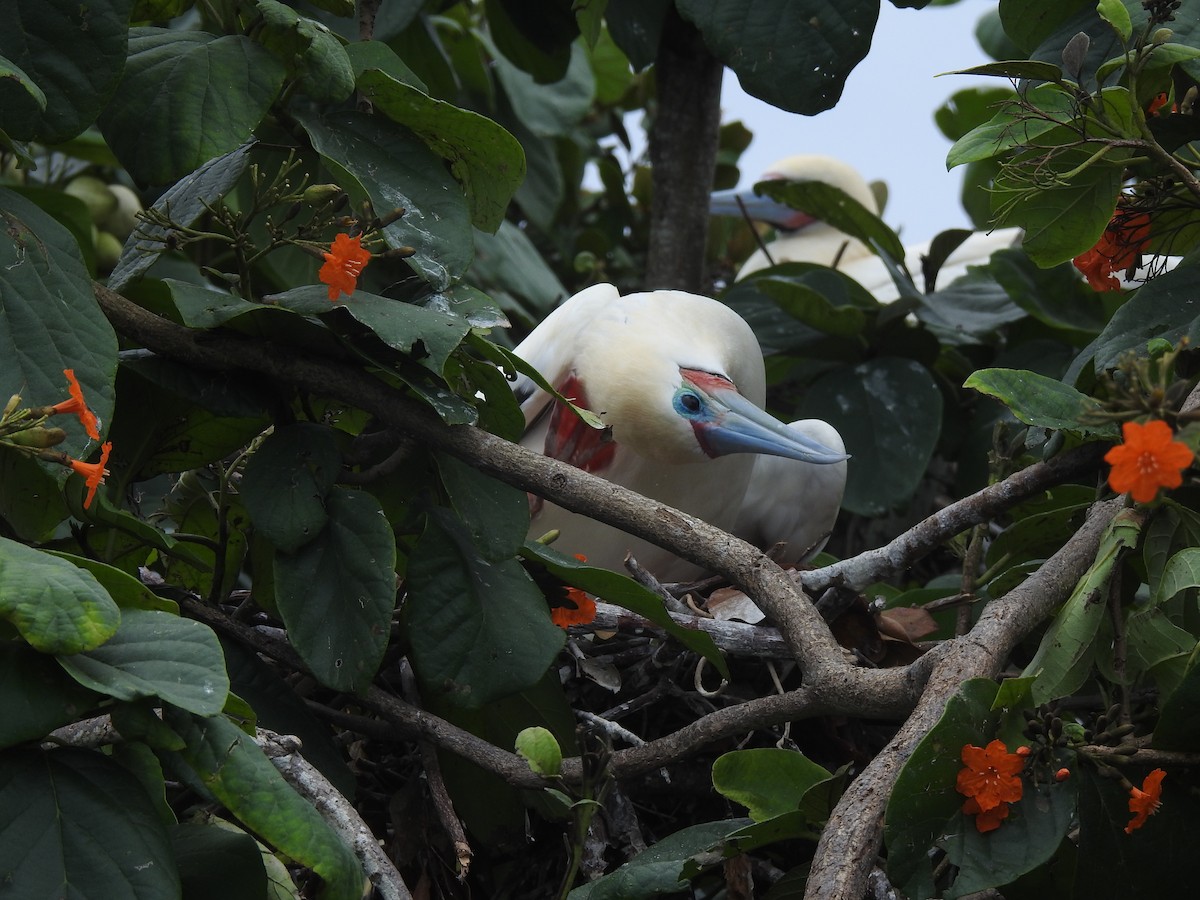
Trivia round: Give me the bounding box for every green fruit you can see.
[101,184,143,239]
[95,230,124,272]
[65,175,117,223]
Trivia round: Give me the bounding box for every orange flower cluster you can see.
[550,554,597,628]
[52,369,100,439]
[69,441,112,509]
[318,233,371,301]
[1105,420,1194,503]
[1126,768,1166,833]
[1073,205,1152,291]
[956,740,1025,833]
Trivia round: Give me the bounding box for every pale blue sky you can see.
[720,0,995,244]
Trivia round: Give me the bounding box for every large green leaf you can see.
[755,178,907,265]
[1155,646,1200,749]
[163,709,363,900]
[605,0,671,71]
[884,679,1001,892]
[251,0,354,103]
[998,0,1090,52]
[296,109,473,291]
[57,608,230,715]
[947,85,1075,169]
[0,748,179,897]
[944,778,1077,899]
[0,537,120,654]
[273,486,397,693]
[801,358,942,517]
[0,449,69,541]
[964,368,1116,438]
[485,0,578,82]
[264,286,472,375]
[712,748,832,822]
[436,452,529,560]
[358,68,526,232]
[492,39,595,137]
[469,220,568,317]
[677,0,877,115]
[99,29,285,185]
[1153,548,1200,607]
[1093,262,1200,370]
[404,510,565,707]
[1023,510,1143,705]
[0,643,103,749]
[0,0,133,143]
[241,423,341,554]
[0,188,117,459]
[172,822,268,900]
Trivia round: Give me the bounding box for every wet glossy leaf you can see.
[964,368,1116,437]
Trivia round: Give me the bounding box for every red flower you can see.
[68,441,112,509]
[550,554,597,628]
[956,740,1025,832]
[51,369,100,439]
[1073,204,1152,291]
[1105,419,1194,503]
[318,233,371,301]
[1125,768,1166,834]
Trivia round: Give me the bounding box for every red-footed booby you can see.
[512,283,847,580]
[710,154,1022,298]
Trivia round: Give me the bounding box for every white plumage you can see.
[512,283,847,580]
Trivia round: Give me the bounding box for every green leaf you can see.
[57,608,229,715]
[436,452,530,560]
[605,0,670,71]
[0,748,179,897]
[241,423,341,553]
[0,537,120,654]
[358,68,526,233]
[756,277,868,337]
[172,822,268,900]
[1093,262,1200,371]
[404,511,565,707]
[947,85,1074,168]
[755,178,907,265]
[274,486,397,693]
[48,551,178,612]
[1153,548,1200,606]
[998,0,1090,53]
[109,143,253,291]
[469,220,569,318]
[567,820,749,899]
[163,709,363,900]
[884,678,1001,890]
[515,726,562,776]
[521,541,729,679]
[0,0,133,143]
[963,368,1116,437]
[712,748,832,822]
[1097,0,1132,41]
[0,643,103,749]
[990,248,1107,337]
[1023,510,1143,705]
[801,358,942,517]
[0,449,69,541]
[295,109,473,291]
[1155,646,1200,749]
[0,188,118,459]
[677,0,878,115]
[944,778,1077,899]
[251,0,355,103]
[485,0,578,83]
[492,39,595,137]
[934,86,1017,142]
[99,29,285,185]
[948,59,1067,82]
[265,286,472,375]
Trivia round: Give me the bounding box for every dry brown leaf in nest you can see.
[705,587,766,624]
[876,606,940,643]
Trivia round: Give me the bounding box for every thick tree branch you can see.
[805,497,1126,900]
[645,9,723,292]
[800,442,1107,594]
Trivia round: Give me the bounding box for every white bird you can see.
[710,154,1022,299]
[512,283,847,581]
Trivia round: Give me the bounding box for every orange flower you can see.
[1125,768,1166,833]
[69,441,112,509]
[51,369,100,439]
[318,233,371,301]
[1073,205,1152,291]
[956,740,1024,832]
[1105,420,1194,503]
[1147,92,1170,116]
[550,554,597,628]
[962,795,1010,833]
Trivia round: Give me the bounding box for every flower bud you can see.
[302,184,344,205]
[1055,768,1070,782]
[1153,28,1173,44]
[3,393,21,417]
[7,426,68,448]
[1015,745,1033,757]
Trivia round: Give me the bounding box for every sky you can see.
[718,0,996,244]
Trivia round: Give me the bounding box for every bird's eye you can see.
[673,389,704,417]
